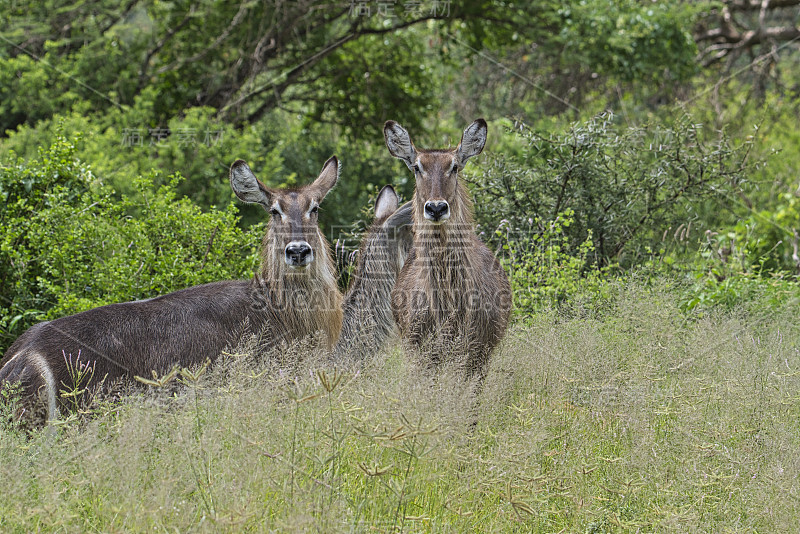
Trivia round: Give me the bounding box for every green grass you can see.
[2,282,800,532]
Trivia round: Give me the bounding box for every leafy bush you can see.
[678,224,800,313]
[493,209,614,316]
[0,136,261,354]
[470,113,753,268]
[1,105,281,227]
[1,107,413,234]
[680,269,800,313]
[726,192,800,274]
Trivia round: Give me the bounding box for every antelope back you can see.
[335,186,413,361]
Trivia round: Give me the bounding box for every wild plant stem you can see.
[328,391,337,508]
[290,399,300,504]
[393,435,416,532]
[190,382,215,521]
[183,445,213,521]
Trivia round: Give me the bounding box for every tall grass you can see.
[1,282,799,532]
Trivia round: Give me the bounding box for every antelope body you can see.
[335,186,413,360]
[0,157,343,422]
[384,119,512,380]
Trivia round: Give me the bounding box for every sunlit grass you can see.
[1,282,799,532]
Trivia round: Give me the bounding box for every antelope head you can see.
[384,119,487,225]
[230,156,339,277]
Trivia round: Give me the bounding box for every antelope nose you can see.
[285,241,313,267]
[424,200,450,222]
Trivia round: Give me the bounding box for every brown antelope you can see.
[0,157,343,422]
[383,118,512,382]
[334,185,413,361]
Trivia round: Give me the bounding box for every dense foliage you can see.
[493,209,613,315]
[472,113,753,267]
[0,0,699,133]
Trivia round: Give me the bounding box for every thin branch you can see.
[137,5,197,88]
[98,0,140,35]
[155,2,249,76]
[225,14,447,124]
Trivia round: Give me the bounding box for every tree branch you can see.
[137,5,197,89]
[225,14,449,125]
[695,0,800,66]
[154,2,249,76]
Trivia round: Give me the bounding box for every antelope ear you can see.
[310,156,339,200]
[384,120,417,169]
[230,160,272,208]
[374,185,399,221]
[456,118,487,167]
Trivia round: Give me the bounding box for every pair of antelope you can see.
[0,119,511,422]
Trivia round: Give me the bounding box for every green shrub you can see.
[680,270,800,313]
[0,136,261,354]
[494,209,615,316]
[727,192,800,274]
[470,113,753,268]
[1,105,281,227]
[558,0,699,85]
[678,226,800,313]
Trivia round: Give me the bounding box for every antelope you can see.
[383,118,512,382]
[334,185,413,361]
[0,157,343,422]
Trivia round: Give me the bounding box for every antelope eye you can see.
[412,164,420,174]
[451,165,460,174]
[269,208,280,216]
[310,205,319,215]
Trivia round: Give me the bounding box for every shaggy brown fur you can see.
[0,158,343,422]
[334,186,413,361]
[384,119,512,381]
